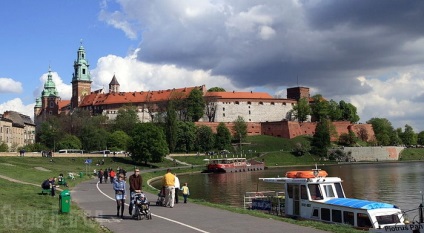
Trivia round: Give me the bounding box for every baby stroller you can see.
[155,187,165,206]
[132,193,152,220]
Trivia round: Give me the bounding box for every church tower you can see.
[71,42,92,109]
[109,74,120,93]
[37,67,60,120]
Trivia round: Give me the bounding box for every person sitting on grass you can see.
[58,173,68,187]
[41,177,56,196]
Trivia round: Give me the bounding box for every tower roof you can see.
[109,74,120,85]
[42,67,59,97]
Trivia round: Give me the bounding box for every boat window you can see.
[332,209,342,223]
[308,184,323,200]
[376,214,400,225]
[312,208,319,218]
[287,184,294,198]
[321,208,331,221]
[357,213,372,228]
[323,185,335,197]
[334,183,345,198]
[343,211,355,226]
[300,185,308,200]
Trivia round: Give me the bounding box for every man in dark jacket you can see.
[128,168,143,216]
[41,177,56,196]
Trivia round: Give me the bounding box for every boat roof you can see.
[325,198,398,210]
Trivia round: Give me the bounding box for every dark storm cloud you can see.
[120,1,424,96]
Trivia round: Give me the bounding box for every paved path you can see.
[72,176,329,233]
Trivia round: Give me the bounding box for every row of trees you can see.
[20,104,248,164]
[291,96,360,123]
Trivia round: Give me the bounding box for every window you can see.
[249,110,251,115]
[283,102,286,106]
[223,107,225,111]
[308,184,323,200]
[235,101,239,104]
[312,208,319,218]
[271,102,275,105]
[247,101,251,105]
[223,113,225,117]
[259,102,263,105]
[83,69,86,74]
[323,185,335,197]
[287,184,294,198]
[300,185,308,200]
[376,214,401,225]
[357,213,372,228]
[335,183,345,198]
[343,211,355,226]
[321,208,330,221]
[332,210,342,223]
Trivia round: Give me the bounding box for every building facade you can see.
[0,111,35,150]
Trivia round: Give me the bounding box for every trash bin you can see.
[59,190,71,213]
[79,172,84,178]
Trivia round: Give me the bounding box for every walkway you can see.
[72,175,329,233]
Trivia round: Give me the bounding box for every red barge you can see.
[203,157,265,173]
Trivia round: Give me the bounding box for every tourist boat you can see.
[260,167,424,233]
[203,157,265,173]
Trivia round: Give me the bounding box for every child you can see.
[181,182,190,203]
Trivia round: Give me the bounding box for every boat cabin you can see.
[260,170,405,230]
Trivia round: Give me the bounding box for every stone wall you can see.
[195,122,262,136]
[342,146,404,161]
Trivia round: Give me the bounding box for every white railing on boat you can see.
[244,191,285,216]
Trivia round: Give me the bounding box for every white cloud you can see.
[34,71,72,101]
[0,78,23,93]
[0,98,34,118]
[347,71,424,131]
[90,50,238,93]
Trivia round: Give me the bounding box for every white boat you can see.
[260,167,424,232]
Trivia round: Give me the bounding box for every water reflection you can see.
[150,162,424,215]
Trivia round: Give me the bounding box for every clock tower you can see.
[71,41,92,109]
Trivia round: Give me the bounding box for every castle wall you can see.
[195,122,262,136]
[342,146,404,161]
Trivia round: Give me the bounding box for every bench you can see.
[41,188,52,195]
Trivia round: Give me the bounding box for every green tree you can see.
[80,125,110,151]
[328,100,342,121]
[165,101,178,152]
[175,121,196,152]
[290,97,311,122]
[0,142,8,152]
[195,125,215,152]
[417,131,424,145]
[339,101,360,123]
[113,105,140,133]
[129,123,169,164]
[310,94,329,122]
[311,119,332,157]
[38,117,62,151]
[338,131,357,146]
[207,87,226,92]
[367,118,395,146]
[215,123,232,150]
[186,88,205,122]
[400,124,417,146]
[56,134,82,150]
[108,130,131,152]
[233,116,247,142]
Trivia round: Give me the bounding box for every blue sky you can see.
[1,0,424,132]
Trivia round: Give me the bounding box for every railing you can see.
[244,191,285,216]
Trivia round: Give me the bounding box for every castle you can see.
[34,44,375,142]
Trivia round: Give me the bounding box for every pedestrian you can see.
[162,168,175,208]
[182,182,190,203]
[41,177,56,196]
[103,168,109,184]
[109,169,116,179]
[112,174,126,218]
[128,168,143,216]
[98,169,104,184]
[174,173,180,204]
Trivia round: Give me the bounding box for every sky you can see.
[1,0,424,132]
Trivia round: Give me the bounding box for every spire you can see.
[109,74,120,93]
[42,66,59,97]
[72,40,91,83]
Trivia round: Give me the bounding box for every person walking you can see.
[128,168,143,216]
[98,169,104,184]
[162,169,175,208]
[112,174,126,218]
[181,182,190,203]
[174,173,180,204]
[103,168,109,184]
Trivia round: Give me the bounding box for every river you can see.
[151,162,424,218]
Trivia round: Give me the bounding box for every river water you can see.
[151,162,424,218]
